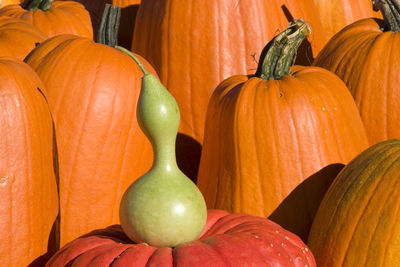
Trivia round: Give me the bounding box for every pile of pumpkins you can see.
[1,0,400,266]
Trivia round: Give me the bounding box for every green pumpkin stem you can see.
[97,4,121,48]
[373,0,400,31]
[115,46,149,75]
[255,19,309,80]
[21,0,52,11]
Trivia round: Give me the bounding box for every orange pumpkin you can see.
[308,139,400,266]
[0,16,46,60]
[313,0,400,145]
[0,0,93,38]
[311,0,381,47]
[25,6,155,246]
[0,0,21,7]
[0,57,59,266]
[196,20,369,240]
[132,0,325,148]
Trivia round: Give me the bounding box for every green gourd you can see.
[117,46,207,247]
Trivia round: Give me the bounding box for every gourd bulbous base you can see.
[119,167,207,248]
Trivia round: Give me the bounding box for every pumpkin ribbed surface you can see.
[132,0,325,145]
[0,16,46,60]
[197,66,369,238]
[308,139,400,266]
[311,0,381,46]
[26,34,155,246]
[0,1,93,38]
[0,57,58,266]
[314,18,400,145]
[46,210,316,266]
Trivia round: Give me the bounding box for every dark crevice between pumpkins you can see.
[254,19,309,80]
[373,0,400,31]
[21,0,52,11]
[97,4,121,48]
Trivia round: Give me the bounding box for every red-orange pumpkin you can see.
[0,57,59,266]
[196,20,369,240]
[0,0,93,38]
[25,28,156,245]
[132,0,325,147]
[46,209,316,266]
[313,0,400,145]
[0,16,47,60]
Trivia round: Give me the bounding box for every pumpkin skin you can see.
[311,0,381,47]
[308,139,400,266]
[25,34,155,246]
[313,17,400,145]
[132,0,325,145]
[112,0,140,7]
[0,0,93,38]
[45,209,316,266]
[0,16,46,60]
[0,0,21,7]
[0,57,59,266]
[196,65,369,239]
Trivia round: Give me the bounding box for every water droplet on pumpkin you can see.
[275,230,280,233]
[285,236,289,240]
[322,107,326,111]
[277,253,281,256]
[270,243,274,247]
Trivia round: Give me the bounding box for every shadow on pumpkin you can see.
[268,163,344,243]
[176,133,202,184]
[28,217,59,267]
[76,0,139,49]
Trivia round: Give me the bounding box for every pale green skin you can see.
[119,73,207,248]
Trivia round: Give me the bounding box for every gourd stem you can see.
[255,19,308,80]
[116,46,149,75]
[21,0,52,11]
[97,4,121,48]
[373,0,400,31]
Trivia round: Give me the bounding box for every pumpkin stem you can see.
[21,0,52,11]
[373,0,400,31]
[255,19,309,80]
[97,4,121,48]
[116,46,149,75]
